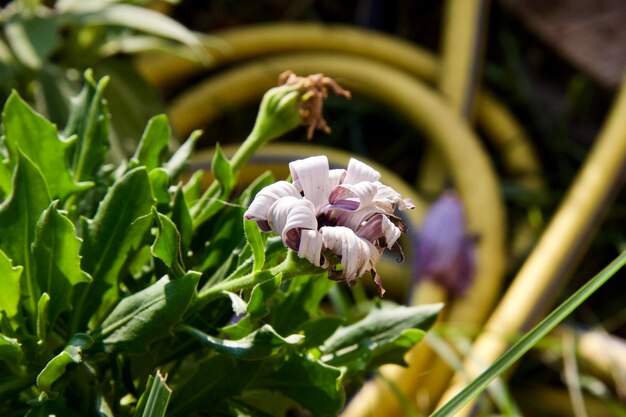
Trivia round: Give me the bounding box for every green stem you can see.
[190,85,301,229]
[430,249,626,417]
[193,251,323,312]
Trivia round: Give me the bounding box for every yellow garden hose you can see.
[135,23,543,195]
[436,77,626,417]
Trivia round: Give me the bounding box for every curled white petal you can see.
[320,226,381,280]
[244,181,300,221]
[327,168,346,188]
[373,182,414,211]
[343,158,380,184]
[268,197,317,250]
[289,156,330,211]
[298,229,324,266]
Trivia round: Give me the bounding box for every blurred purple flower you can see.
[414,191,476,295]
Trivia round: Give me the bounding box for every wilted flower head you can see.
[414,191,476,296]
[244,155,414,296]
[278,71,351,139]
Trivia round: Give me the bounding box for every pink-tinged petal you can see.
[298,229,324,266]
[268,197,317,250]
[356,214,402,248]
[414,191,476,295]
[244,181,300,221]
[320,226,381,280]
[343,158,381,184]
[289,156,330,210]
[332,205,383,231]
[328,181,378,210]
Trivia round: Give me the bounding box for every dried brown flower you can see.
[278,70,352,140]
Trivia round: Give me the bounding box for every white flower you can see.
[244,155,414,296]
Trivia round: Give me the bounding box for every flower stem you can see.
[192,251,324,312]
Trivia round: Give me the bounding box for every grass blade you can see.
[431,249,626,417]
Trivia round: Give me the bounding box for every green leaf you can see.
[224,291,248,316]
[298,316,345,349]
[0,250,23,321]
[2,92,92,198]
[134,370,172,417]
[252,354,344,417]
[0,160,12,198]
[320,303,442,373]
[36,63,79,126]
[171,186,192,251]
[212,143,236,194]
[4,14,59,70]
[169,355,261,416]
[183,324,303,360]
[149,168,170,209]
[130,114,170,171]
[96,272,200,353]
[164,130,201,179]
[151,209,185,279]
[247,273,281,319]
[270,274,334,335]
[36,333,93,396]
[0,334,23,363]
[32,201,91,324]
[0,151,51,321]
[36,293,50,343]
[72,167,154,331]
[182,170,203,207]
[93,60,167,161]
[65,3,202,50]
[64,70,110,183]
[244,220,265,272]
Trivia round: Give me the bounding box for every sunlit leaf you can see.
[130,114,170,171]
[0,151,51,321]
[171,186,192,251]
[2,92,92,198]
[149,168,171,209]
[72,167,154,331]
[36,333,93,396]
[64,4,202,50]
[64,70,110,183]
[247,273,281,319]
[0,334,23,363]
[212,143,236,195]
[244,220,265,272]
[183,324,303,361]
[36,293,50,343]
[320,303,442,373]
[0,250,23,321]
[134,370,171,417]
[96,272,199,353]
[151,209,185,279]
[32,201,92,324]
[164,130,201,179]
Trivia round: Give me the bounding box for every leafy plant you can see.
[0,72,441,417]
[0,0,209,159]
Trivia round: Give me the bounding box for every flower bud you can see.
[413,191,476,295]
